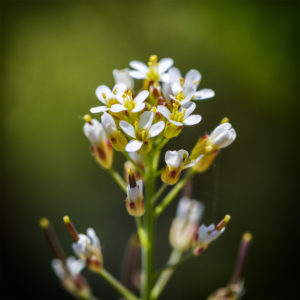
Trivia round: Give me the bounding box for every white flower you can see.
[176,197,205,223]
[165,149,203,169]
[157,102,201,126]
[164,67,215,105]
[129,55,173,82]
[113,68,134,90]
[120,111,165,152]
[127,179,143,203]
[51,256,85,279]
[90,83,126,114]
[197,224,225,245]
[72,228,101,259]
[110,90,149,113]
[209,123,237,149]
[83,118,106,145]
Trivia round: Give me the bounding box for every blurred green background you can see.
[1,0,298,299]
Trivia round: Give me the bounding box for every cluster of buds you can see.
[64,216,103,273]
[39,218,92,299]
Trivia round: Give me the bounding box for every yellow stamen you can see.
[102,93,107,100]
[63,216,70,224]
[149,55,157,63]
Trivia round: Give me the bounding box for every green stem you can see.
[143,153,156,300]
[155,169,195,217]
[108,168,127,194]
[135,217,148,247]
[150,249,183,299]
[151,183,168,204]
[97,269,139,300]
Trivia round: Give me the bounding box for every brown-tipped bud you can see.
[128,169,137,188]
[40,218,66,262]
[124,161,143,183]
[63,216,79,242]
[207,282,244,300]
[126,180,145,217]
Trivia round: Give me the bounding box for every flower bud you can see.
[193,215,231,255]
[83,115,113,169]
[125,170,144,216]
[124,152,144,183]
[170,197,204,252]
[207,282,244,300]
[64,216,103,273]
[101,112,128,151]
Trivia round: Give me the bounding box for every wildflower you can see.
[101,112,128,151]
[193,215,231,256]
[120,110,165,153]
[40,218,92,299]
[110,90,149,113]
[161,149,202,185]
[125,170,144,217]
[90,83,126,114]
[113,68,134,90]
[157,102,201,138]
[52,257,91,299]
[83,114,113,169]
[64,216,103,273]
[170,197,204,252]
[163,67,215,105]
[129,54,173,83]
[192,121,236,173]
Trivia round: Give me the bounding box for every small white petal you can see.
[193,88,215,100]
[90,106,109,113]
[113,69,134,90]
[83,119,106,144]
[110,104,126,113]
[171,82,183,96]
[168,67,182,82]
[112,83,127,94]
[101,112,116,135]
[183,114,202,126]
[87,228,100,247]
[182,101,196,117]
[131,102,145,113]
[139,111,154,129]
[169,119,183,126]
[66,256,85,276]
[51,259,65,279]
[120,121,136,138]
[134,90,149,104]
[129,70,147,79]
[126,140,143,152]
[185,154,203,168]
[158,58,174,74]
[129,60,149,73]
[184,69,201,90]
[160,73,170,82]
[149,121,165,137]
[157,105,171,119]
[95,85,113,104]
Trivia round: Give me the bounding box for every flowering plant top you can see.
[40,55,251,300]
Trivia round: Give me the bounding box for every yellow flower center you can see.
[170,103,186,123]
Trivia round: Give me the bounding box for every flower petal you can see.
[184,69,201,90]
[95,85,112,104]
[183,114,202,126]
[193,88,215,100]
[129,60,149,73]
[171,82,183,96]
[183,101,196,117]
[139,111,154,129]
[110,104,126,113]
[90,106,109,113]
[149,121,165,137]
[131,102,145,113]
[120,121,136,138]
[168,67,182,82]
[126,140,143,152]
[101,112,116,134]
[185,154,203,168]
[157,105,171,119]
[134,90,149,104]
[158,58,174,74]
[129,70,147,79]
[169,119,183,126]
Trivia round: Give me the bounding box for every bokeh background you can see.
[1,0,298,299]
